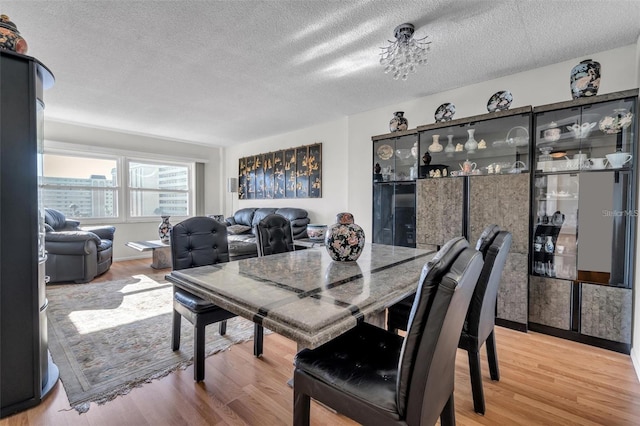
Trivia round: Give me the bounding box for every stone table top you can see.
[165,243,435,349]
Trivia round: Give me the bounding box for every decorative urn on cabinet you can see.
[389,111,408,132]
[0,14,28,54]
[325,213,365,262]
[570,59,601,99]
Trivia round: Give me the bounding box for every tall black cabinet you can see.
[0,50,57,417]
[372,131,417,248]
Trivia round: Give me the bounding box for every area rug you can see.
[46,273,258,413]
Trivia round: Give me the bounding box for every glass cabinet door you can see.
[372,182,416,248]
[533,93,636,288]
[532,173,578,280]
[418,110,530,177]
[534,97,636,173]
[373,133,419,182]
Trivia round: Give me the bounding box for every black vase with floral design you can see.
[324,213,365,262]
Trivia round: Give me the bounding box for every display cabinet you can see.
[415,107,533,330]
[372,131,418,248]
[529,89,637,353]
[1,50,57,417]
[416,106,532,179]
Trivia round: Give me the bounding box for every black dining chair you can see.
[255,213,295,256]
[170,216,263,382]
[459,227,512,414]
[293,236,483,426]
[387,224,512,415]
[251,213,295,356]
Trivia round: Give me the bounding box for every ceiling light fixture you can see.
[379,23,430,81]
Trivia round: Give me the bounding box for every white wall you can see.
[43,120,223,261]
[224,118,349,226]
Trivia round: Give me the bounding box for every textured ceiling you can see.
[3,1,640,147]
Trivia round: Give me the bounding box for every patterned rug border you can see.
[46,274,259,413]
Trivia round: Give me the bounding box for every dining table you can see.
[165,243,435,350]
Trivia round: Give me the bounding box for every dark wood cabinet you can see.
[0,50,57,417]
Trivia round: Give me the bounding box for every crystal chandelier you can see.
[379,23,431,81]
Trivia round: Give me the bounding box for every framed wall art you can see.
[238,142,322,199]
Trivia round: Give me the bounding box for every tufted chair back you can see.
[400,239,482,424]
[255,213,294,257]
[171,216,229,270]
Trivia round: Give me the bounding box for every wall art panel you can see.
[239,143,322,199]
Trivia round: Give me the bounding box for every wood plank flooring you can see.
[2,259,640,425]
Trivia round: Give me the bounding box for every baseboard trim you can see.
[495,318,527,332]
[114,254,150,262]
[631,347,640,384]
[528,322,631,354]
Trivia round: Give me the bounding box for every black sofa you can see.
[225,207,310,260]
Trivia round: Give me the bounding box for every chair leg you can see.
[219,320,227,335]
[293,387,311,426]
[172,310,181,351]
[440,392,456,426]
[254,323,264,357]
[194,322,206,382]
[468,349,485,415]
[486,330,500,381]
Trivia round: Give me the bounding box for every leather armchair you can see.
[44,208,115,284]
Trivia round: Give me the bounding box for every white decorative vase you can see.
[428,134,443,153]
[444,135,455,156]
[464,129,478,154]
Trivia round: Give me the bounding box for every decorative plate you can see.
[487,90,513,112]
[434,103,456,122]
[377,144,393,160]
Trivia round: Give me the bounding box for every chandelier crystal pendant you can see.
[379,23,430,81]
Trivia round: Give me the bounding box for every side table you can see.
[125,240,172,269]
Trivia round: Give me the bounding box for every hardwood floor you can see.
[2,259,640,425]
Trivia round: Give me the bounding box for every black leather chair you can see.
[387,224,512,415]
[251,213,295,356]
[255,213,294,256]
[459,227,512,414]
[293,237,483,426]
[44,208,115,283]
[170,216,263,382]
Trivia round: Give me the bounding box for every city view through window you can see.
[42,154,191,219]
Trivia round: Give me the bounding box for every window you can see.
[42,152,194,221]
[128,160,191,217]
[42,154,119,219]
